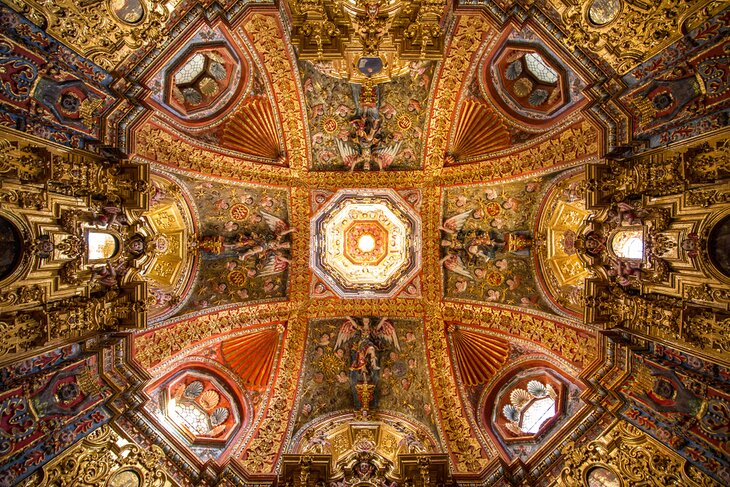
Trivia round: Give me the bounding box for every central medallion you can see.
[344,220,388,265]
[311,189,421,298]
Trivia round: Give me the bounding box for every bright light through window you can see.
[612,229,644,260]
[625,237,643,259]
[173,401,210,435]
[521,397,556,433]
[524,53,558,84]
[87,232,118,261]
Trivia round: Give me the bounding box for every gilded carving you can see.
[134,123,291,184]
[423,16,492,173]
[242,14,310,173]
[424,308,492,472]
[558,420,719,486]
[133,302,293,368]
[439,120,599,184]
[20,424,170,486]
[2,0,729,484]
[5,0,171,72]
[239,314,306,473]
[441,302,596,369]
[0,312,44,358]
[548,0,727,74]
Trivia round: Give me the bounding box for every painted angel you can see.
[261,211,293,238]
[335,137,402,171]
[255,252,291,277]
[440,209,473,234]
[334,317,399,380]
[441,253,473,280]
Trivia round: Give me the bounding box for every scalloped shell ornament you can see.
[184,380,204,399]
[527,380,548,397]
[210,407,229,426]
[198,390,220,410]
[502,403,520,422]
[510,388,532,408]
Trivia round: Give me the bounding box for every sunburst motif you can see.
[221,328,279,389]
[448,100,510,161]
[450,327,510,387]
[221,96,281,160]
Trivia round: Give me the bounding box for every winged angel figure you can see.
[201,211,292,278]
[335,116,402,171]
[334,317,399,408]
[440,208,518,279]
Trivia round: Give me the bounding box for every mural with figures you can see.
[440,178,550,311]
[173,173,291,315]
[294,317,438,436]
[301,60,435,171]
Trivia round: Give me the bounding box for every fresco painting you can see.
[295,317,437,436]
[175,174,291,315]
[302,60,435,171]
[441,178,550,311]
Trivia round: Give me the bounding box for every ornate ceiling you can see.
[0,0,728,486]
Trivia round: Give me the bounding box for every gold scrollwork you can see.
[5,0,171,71]
[20,424,169,487]
[558,420,719,486]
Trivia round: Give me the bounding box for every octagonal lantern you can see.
[311,189,421,298]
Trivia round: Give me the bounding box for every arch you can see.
[534,168,592,318]
[139,170,199,322]
[0,214,24,284]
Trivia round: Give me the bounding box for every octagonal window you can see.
[159,372,240,446]
[520,396,556,433]
[87,231,119,261]
[172,51,227,108]
[311,189,421,298]
[491,43,571,120]
[502,380,557,435]
[166,46,235,117]
[611,228,644,261]
[491,371,568,444]
[0,216,22,282]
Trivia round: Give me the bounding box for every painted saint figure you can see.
[334,316,399,409]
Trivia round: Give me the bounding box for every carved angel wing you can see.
[260,211,291,235]
[441,253,473,280]
[335,138,360,168]
[373,140,402,170]
[375,317,400,351]
[440,210,473,234]
[334,316,359,350]
[257,253,290,277]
